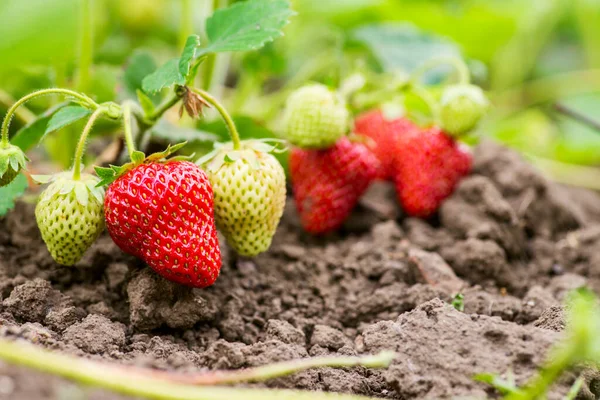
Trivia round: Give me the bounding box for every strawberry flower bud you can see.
[440,84,489,137]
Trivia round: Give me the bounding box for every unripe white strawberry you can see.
[282,84,349,149]
[35,173,105,266]
[201,141,286,256]
[440,84,489,137]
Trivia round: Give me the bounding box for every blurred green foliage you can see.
[0,0,599,178]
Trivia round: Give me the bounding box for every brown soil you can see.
[1,140,600,399]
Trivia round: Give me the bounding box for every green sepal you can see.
[145,141,188,162]
[94,142,188,187]
[36,172,105,208]
[197,139,285,173]
[131,151,146,164]
[0,144,29,187]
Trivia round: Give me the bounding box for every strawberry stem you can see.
[411,85,441,123]
[122,102,136,159]
[191,87,241,150]
[0,338,394,400]
[1,88,100,148]
[128,351,396,385]
[411,57,471,86]
[73,108,104,181]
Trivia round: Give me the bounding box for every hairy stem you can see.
[411,57,471,86]
[411,85,441,123]
[492,69,600,116]
[0,339,393,400]
[0,88,99,147]
[122,103,136,159]
[191,87,241,149]
[76,0,94,93]
[0,90,36,125]
[73,108,104,180]
[133,94,182,151]
[148,94,181,122]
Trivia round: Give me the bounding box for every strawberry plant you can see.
[0,0,295,281]
[2,2,600,400]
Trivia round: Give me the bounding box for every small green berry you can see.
[35,173,105,266]
[0,144,28,187]
[282,84,349,149]
[440,84,489,137]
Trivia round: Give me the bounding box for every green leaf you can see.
[45,106,91,136]
[137,89,155,116]
[0,174,28,217]
[10,103,68,151]
[352,23,461,74]
[151,120,218,143]
[142,58,185,93]
[94,166,114,180]
[123,50,159,100]
[197,0,295,57]
[179,34,201,78]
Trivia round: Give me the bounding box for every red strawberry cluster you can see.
[290,138,380,234]
[291,109,473,233]
[355,110,473,218]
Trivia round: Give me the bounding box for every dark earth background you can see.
[1,141,600,399]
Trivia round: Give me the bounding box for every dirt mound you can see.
[1,140,600,399]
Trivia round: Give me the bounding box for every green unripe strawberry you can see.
[440,84,489,137]
[201,141,286,257]
[0,144,28,187]
[282,84,349,149]
[34,173,105,266]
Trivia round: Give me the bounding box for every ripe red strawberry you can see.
[354,110,417,180]
[104,161,221,288]
[289,137,380,234]
[393,127,472,218]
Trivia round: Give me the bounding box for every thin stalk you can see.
[191,87,240,149]
[1,88,99,147]
[73,108,104,180]
[0,339,393,400]
[179,0,194,50]
[0,90,36,125]
[411,85,441,123]
[134,352,396,385]
[491,69,600,116]
[411,57,471,86]
[134,94,182,150]
[76,0,94,93]
[554,102,600,133]
[148,94,181,121]
[122,103,136,159]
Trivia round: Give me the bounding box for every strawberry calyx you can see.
[94,141,192,187]
[0,143,29,187]
[197,138,287,173]
[32,172,105,207]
